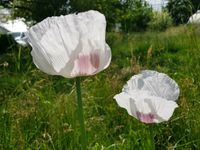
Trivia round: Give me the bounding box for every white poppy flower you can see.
[114,70,180,124]
[27,10,111,78]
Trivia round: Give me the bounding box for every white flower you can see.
[114,70,180,124]
[27,10,111,78]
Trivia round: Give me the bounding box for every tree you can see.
[13,0,67,22]
[120,0,152,32]
[12,0,123,29]
[12,0,152,32]
[191,0,200,12]
[166,0,193,25]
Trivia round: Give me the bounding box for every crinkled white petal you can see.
[114,70,180,124]
[31,48,55,75]
[130,95,178,123]
[144,95,178,123]
[114,92,132,116]
[114,90,178,124]
[27,10,110,77]
[124,70,180,101]
[96,44,112,73]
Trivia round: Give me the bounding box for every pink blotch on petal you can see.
[136,111,155,123]
[73,52,100,76]
[90,53,100,69]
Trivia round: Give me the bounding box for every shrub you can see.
[166,0,193,25]
[148,11,173,31]
[120,0,153,32]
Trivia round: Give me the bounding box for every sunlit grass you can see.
[1,24,200,149]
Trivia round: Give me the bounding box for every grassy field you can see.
[1,25,200,150]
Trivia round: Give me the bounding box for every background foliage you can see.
[9,0,200,29]
[1,24,200,149]
[166,0,193,25]
[120,0,152,32]
[13,0,67,22]
[166,0,200,25]
[148,11,172,31]
[13,0,152,32]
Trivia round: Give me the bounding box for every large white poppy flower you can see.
[114,70,180,124]
[27,10,111,78]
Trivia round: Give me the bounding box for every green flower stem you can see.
[76,77,87,150]
[149,124,155,150]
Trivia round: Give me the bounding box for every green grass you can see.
[1,24,200,149]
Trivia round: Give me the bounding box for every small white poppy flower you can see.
[27,10,111,78]
[114,70,180,124]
